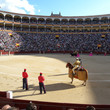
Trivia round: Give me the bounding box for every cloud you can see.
[0,0,35,15]
[38,9,40,13]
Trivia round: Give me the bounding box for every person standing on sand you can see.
[22,69,28,90]
[38,72,46,94]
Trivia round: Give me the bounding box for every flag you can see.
[55,35,59,39]
[8,33,13,37]
[97,44,101,47]
[101,35,105,38]
[16,43,19,47]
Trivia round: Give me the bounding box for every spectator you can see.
[26,102,37,110]
[1,104,19,110]
[7,107,19,110]
[86,106,96,110]
[1,105,11,110]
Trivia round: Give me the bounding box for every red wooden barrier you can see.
[0,96,110,110]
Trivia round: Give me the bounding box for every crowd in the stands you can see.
[1,103,96,110]
[0,30,110,53]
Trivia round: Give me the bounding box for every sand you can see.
[0,54,110,105]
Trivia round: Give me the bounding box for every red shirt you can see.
[22,72,28,78]
[38,76,45,83]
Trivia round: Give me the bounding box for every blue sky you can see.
[0,0,110,16]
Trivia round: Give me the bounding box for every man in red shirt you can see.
[38,72,46,94]
[22,69,28,90]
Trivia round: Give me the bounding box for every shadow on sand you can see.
[48,73,68,77]
[13,83,75,98]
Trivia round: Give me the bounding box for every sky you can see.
[0,0,110,16]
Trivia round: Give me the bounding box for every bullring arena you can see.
[1,9,110,109]
[0,53,110,105]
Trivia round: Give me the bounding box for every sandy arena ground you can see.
[0,54,110,105]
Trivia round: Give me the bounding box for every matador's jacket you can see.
[73,60,81,71]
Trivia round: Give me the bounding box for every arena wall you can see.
[0,91,110,110]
